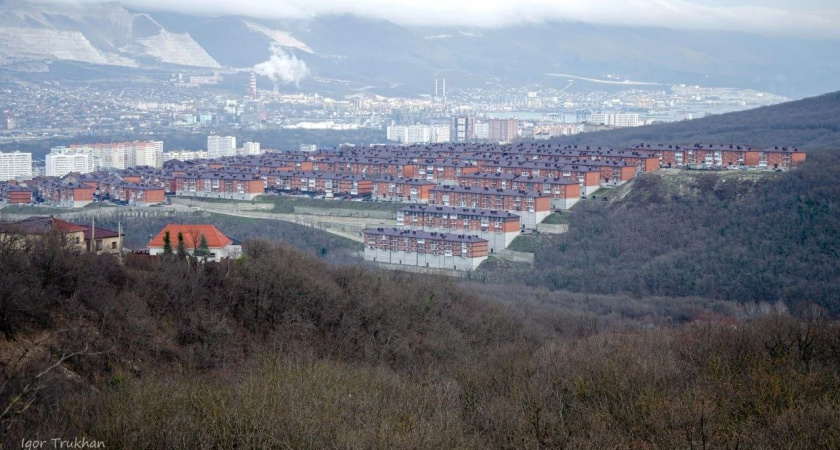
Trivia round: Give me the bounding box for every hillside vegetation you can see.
[552,90,840,150]
[1,233,839,448]
[482,150,840,314]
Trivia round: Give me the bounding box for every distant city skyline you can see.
[36,0,840,39]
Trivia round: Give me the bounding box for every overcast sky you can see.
[42,0,840,39]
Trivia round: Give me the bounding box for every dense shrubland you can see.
[483,151,840,315]
[2,232,839,448]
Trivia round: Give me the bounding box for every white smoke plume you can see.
[254,44,309,86]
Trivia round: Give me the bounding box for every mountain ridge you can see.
[1,0,839,97]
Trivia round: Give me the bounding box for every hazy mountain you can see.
[1,0,839,98]
[0,0,219,68]
[550,90,840,149]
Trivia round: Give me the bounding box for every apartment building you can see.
[163,150,208,162]
[101,182,166,206]
[242,142,261,156]
[488,119,519,142]
[397,204,520,252]
[46,153,94,177]
[174,171,265,200]
[364,228,488,271]
[0,151,32,181]
[265,171,373,197]
[207,135,237,159]
[371,177,437,203]
[429,186,551,229]
[34,180,94,208]
[457,173,581,209]
[590,113,640,127]
[0,183,32,204]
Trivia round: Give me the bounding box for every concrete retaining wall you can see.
[536,223,569,234]
[364,247,486,271]
[498,249,535,264]
[294,206,395,220]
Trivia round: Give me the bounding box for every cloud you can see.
[34,0,840,39]
[254,44,309,86]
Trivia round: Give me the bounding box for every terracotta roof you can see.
[83,226,122,240]
[148,224,233,249]
[0,216,88,234]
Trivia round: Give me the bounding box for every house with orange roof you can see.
[147,224,241,262]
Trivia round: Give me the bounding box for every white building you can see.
[163,150,208,162]
[243,142,261,155]
[431,125,451,143]
[386,124,451,145]
[0,151,32,181]
[129,141,164,168]
[208,136,237,159]
[473,122,490,140]
[589,113,640,128]
[46,153,94,177]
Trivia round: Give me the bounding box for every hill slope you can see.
[553,90,840,150]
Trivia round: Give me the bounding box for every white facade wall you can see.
[149,244,242,262]
[243,142,261,155]
[590,113,640,127]
[551,196,580,210]
[431,125,451,143]
[396,224,517,253]
[100,145,127,170]
[474,122,490,140]
[364,247,486,271]
[387,125,450,144]
[208,136,237,159]
[46,153,94,177]
[0,151,32,180]
[132,141,163,168]
[163,150,207,161]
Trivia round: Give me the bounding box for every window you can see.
[111,242,117,250]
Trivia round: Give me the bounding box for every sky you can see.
[38,0,840,39]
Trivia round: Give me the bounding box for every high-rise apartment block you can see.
[589,113,640,128]
[243,142,261,155]
[451,117,475,142]
[386,125,451,144]
[46,153,94,177]
[208,136,237,159]
[0,151,32,181]
[488,118,519,142]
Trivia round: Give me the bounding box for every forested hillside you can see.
[483,150,840,314]
[553,90,840,149]
[1,234,839,448]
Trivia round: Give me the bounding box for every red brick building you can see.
[372,177,437,203]
[364,227,488,271]
[397,204,521,252]
[429,186,551,228]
